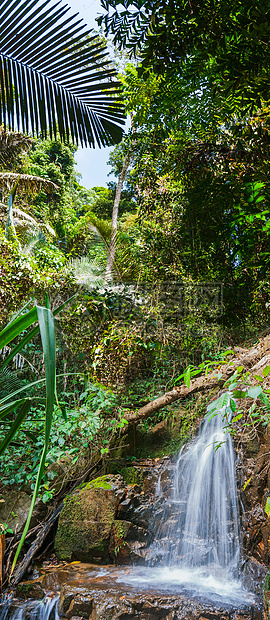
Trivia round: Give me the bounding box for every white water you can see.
[170,412,240,570]
[123,412,252,604]
[0,596,59,620]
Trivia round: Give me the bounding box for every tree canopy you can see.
[99,0,270,112]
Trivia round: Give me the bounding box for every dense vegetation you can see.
[0,0,270,577]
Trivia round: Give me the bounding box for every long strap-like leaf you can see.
[11,306,56,574]
[0,307,38,350]
[0,399,31,457]
[1,295,76,370]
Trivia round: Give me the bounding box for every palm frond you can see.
[0,172,58,192]
[0,126,33,169]
[67,221,121,287]
[0,0,125,147]
[0,366,24,398]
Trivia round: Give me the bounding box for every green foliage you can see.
[265,497,270,517]
[99,0,270,111]
[0,393,101,491]
[205,367,270,431]
[0,302,56,571]
[90,183,136,219]
[33,245,67,271]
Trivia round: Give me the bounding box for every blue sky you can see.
[67,0,122,190]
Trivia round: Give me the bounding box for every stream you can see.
[0,412,264,619]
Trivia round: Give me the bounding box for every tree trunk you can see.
[105,150,132,281]
[124,335,270,425]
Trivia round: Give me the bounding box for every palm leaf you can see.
[0,127,33,169]
[0,0,125,147]
[0,173,58,193]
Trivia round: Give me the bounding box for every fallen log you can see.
[11,503,63,585]
[125,335,270,425]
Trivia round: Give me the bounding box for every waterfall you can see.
[122,411,249,604]
[168,411,240,571]
[0,596,59,620]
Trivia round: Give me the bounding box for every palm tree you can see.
[0,0,124,147]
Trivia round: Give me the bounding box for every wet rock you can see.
[58,587,93,618]
[16,580,45,600]
[109,519,152,564]
[29,498,49,529]
[117,491,154,530]
[241,557,267,594]
[55,475,125,562]
[149,419,169,441]
[143,470,159,495]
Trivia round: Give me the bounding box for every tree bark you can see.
[105,150,132,281]
[124,336,270,425]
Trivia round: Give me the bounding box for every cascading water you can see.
[167,411,240,571]
[0,412,257,614]
[0,597,59,620]
[123,411,254,605]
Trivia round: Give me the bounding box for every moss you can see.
[265,572,270,592]
[114,520,129,539]
[55,479,119,562]
[81,475,112,491]
[120,466,143,486]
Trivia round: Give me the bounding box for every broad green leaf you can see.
[232,413,243,423]
[254,374,263,382]
[247,386,263,399]
[184,366,191,388]
[5,299,33,329]
[266,497,270,517]
[263,366,270,377]
[233,390,247,398]
[218,392,231,409]
[230,398,237,412]
[259,392,270,409]
[1,294,76,370]
[228,382,239,391]
[37,305,56,441]
[0,398,28,419]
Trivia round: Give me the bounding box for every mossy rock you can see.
[120,466,143,486]
[16,580,45,600]
[55,475,125,563]
[81,475,113,490]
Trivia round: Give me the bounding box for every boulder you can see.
[55,475,125,562]
[0,490,32,533]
